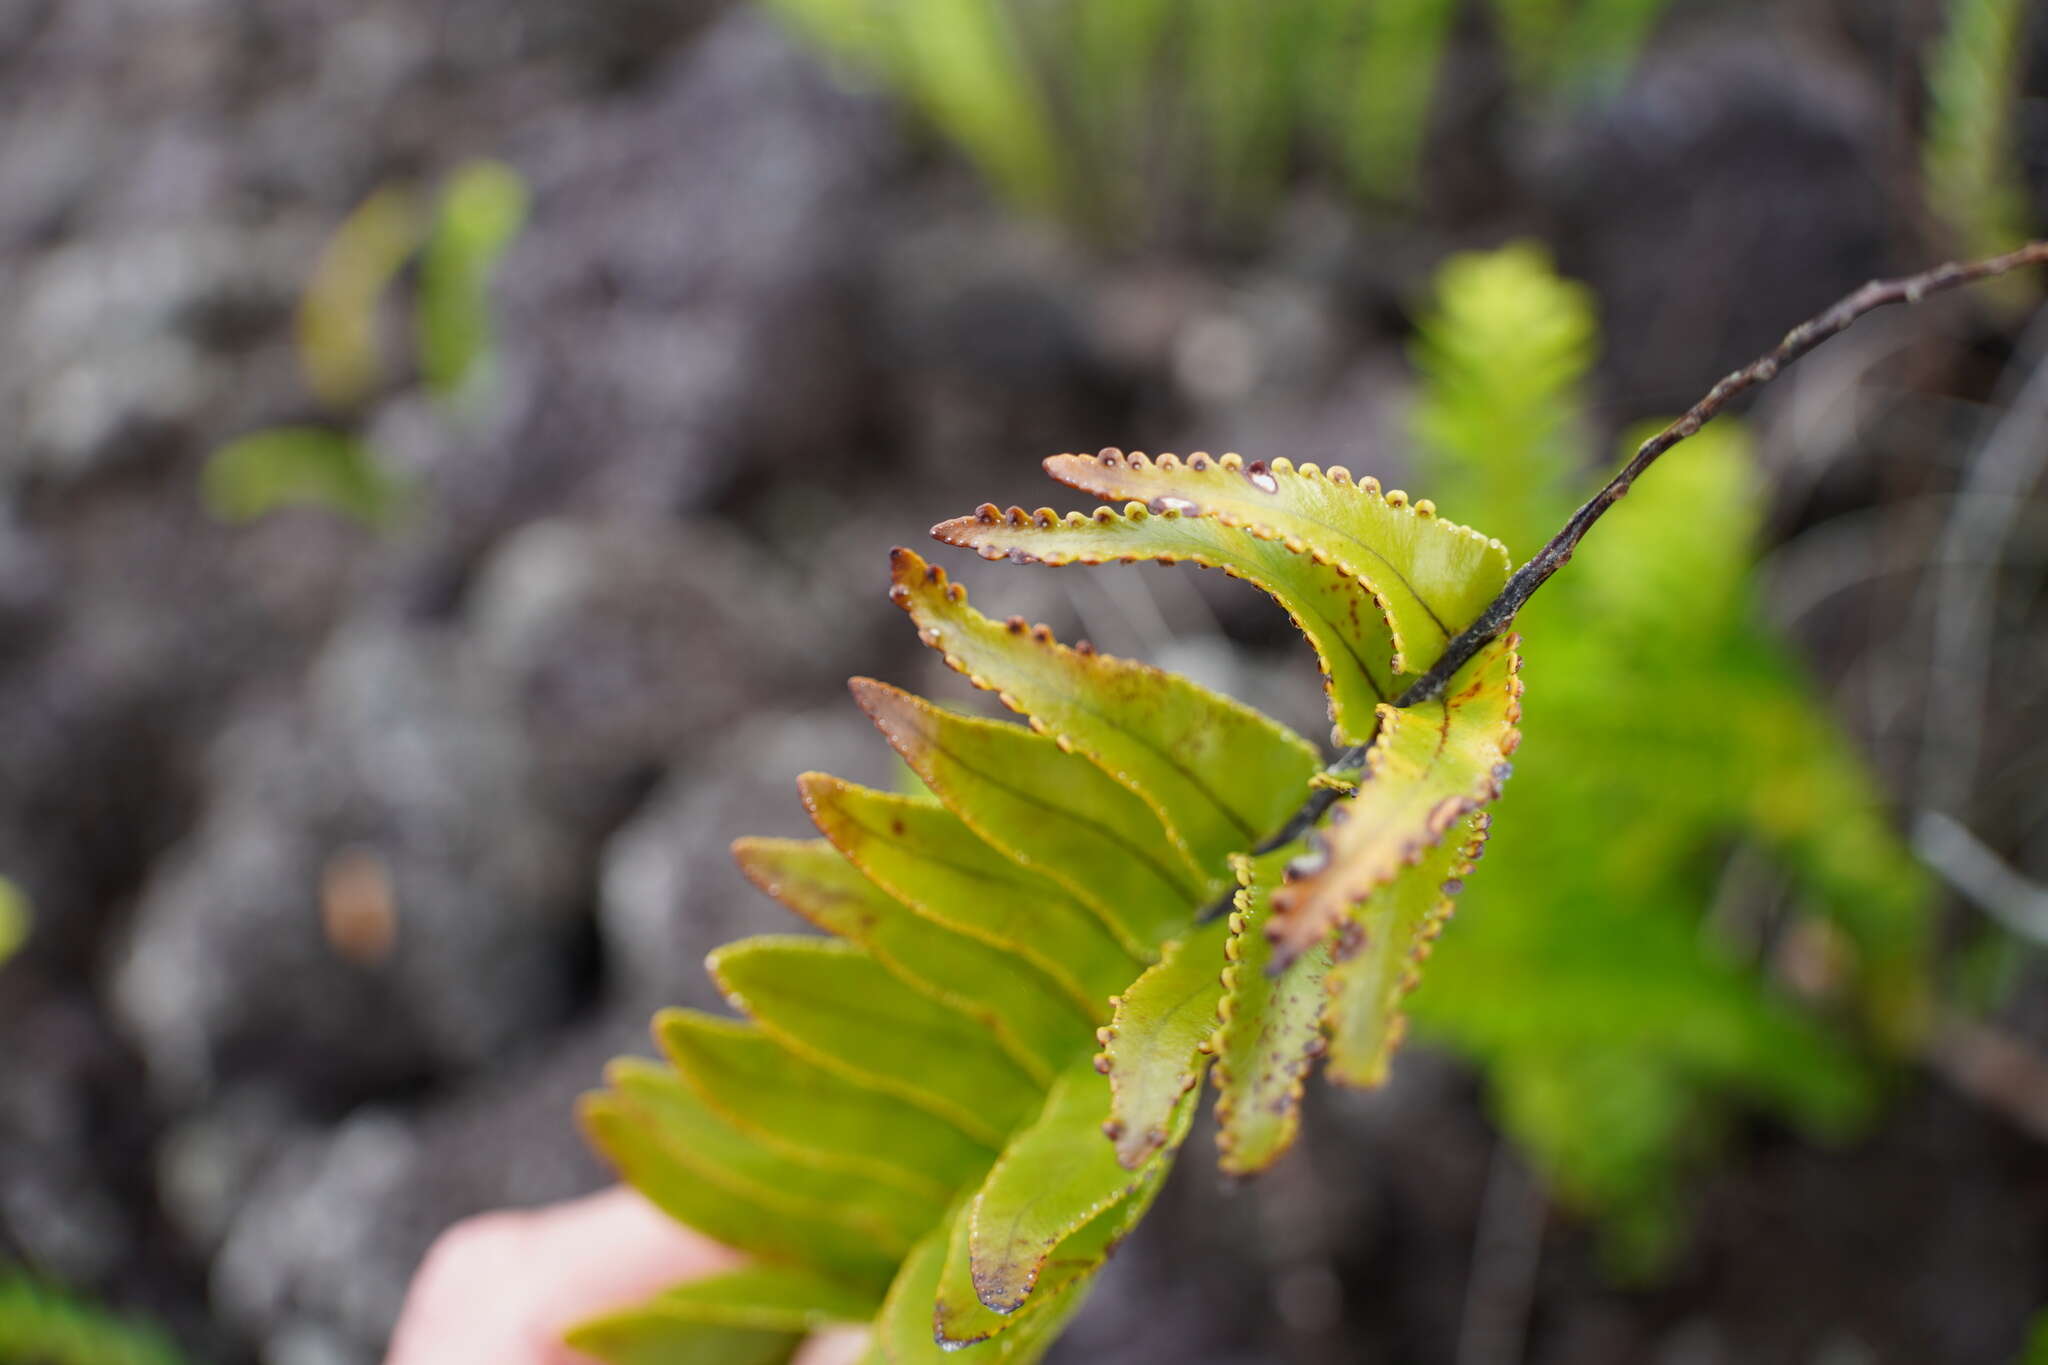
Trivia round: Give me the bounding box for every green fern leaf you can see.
[1041,450,1511,674]
[1323,812,1487,1088]
[708,937,1045,1143]
[888,546,1318,875]
[850,678,1204,950]
[934,497,1411,743]
[1264,637,1522,964]
[1213,846,1338,1174]
[797,773,1144,1010]
[580,1074,903,1287]
[655,1009,993,1197]
[563,1263,879,1365]
[732,837,1093,1083]
[580,454,1527,1358]
[959,1065,1195,1315]
[1097,916,1231,1168]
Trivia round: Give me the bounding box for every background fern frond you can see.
[1404,243,1930,1269]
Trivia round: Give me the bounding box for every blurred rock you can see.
[428,8,898,539]
[0,985,140,1285]
[598,706,895,1012]
[1542,33,1892,426]
[109,618,589,1104]
[211,1013,636,1365]
[464,516,821,811]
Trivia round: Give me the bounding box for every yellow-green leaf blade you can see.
[580,1082,898,1288]
[656,1009,994,1199]
[563,1316,797,1365]
[566,1262,880,1365]
[1324,812,1488,1088]
[799,775,1142,1016]
[934,1131,1173,1347]
[889,547,1317,879]
[873,1222,1083,1365]
[967,1066,1197,1314]
[1212,849,1335,1175]
[1099,916,1230,1168]
[608,1060,931,1253]
[709,937,1044,1145]
[734,838,1093,1085]
[934,502,1399,744]
[1043,449,1510,674]
[1267,636,1524,966]
[851,678,1205,951]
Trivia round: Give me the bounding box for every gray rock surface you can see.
[110,619,589,1104]
[599,706,896,1013]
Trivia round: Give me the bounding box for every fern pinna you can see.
[570,451,1524,1363]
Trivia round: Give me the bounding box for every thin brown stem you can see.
[1202,240,2048,906]
[1399,238,2048,710]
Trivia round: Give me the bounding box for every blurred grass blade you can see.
[0,878,27,967]
[417,159,530,403]
[1923,0,2036,303]
[202,427,409,529]
[297,184,420,409]
[1336,0,1460,200]
[884,0,1064,213]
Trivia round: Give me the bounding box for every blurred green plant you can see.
[0,1276,187,1365]
[1405,243,1931,1270]
[201,428,411,527]
[760,0,1673,228]
[1923,0,2037,299]
[0,877,26,967]
[2024,1306,2048,1365]
[204,159,528,530]
[417,161,532,404]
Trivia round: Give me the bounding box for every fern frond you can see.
[1404,243,1929,1268]
[580,443,1527,1358]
